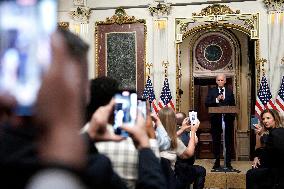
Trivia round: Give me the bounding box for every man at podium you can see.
[205,74,235,170]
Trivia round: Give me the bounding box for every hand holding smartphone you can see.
[137,98,147,118]
[189,111,198,125]
[113,90,137,137]
[251,116,259,130]
[0,0,57,115]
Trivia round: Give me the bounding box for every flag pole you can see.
[162,60,169,78]
[256,58,267,89]
[145,62,153,77]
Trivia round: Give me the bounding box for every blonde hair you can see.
[158,107,177,149]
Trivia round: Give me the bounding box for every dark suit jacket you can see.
[205,86,235,129]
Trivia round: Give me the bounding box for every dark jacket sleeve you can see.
[225,88,235,106]
[136,148,166,189]
[81,132,98,154]
[205,88,218,107]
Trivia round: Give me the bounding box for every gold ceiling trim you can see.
[96,7,145,25]
[192,4,240,16]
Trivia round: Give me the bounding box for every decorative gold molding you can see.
[176,5,259,42]
[176,44,181,112]
[263,0,284,11]
[255,40,260,87]
[182,23,250,42]
[148,2,171,17]
[58,22,69,30]
[69,6,91,22]
[192,4,240,16]
[97,7,145,25]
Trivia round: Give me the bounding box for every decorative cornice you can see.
[182,23,251,41]
[263,0,284,11]
[192,4,240,16]
[148,2,171,17]
[97,8,145,25]
[176,11,259,43]
[69,6,91,22]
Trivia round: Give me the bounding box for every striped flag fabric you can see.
[275,76,284,115]
[142,76,159,113]
[255,75,276,118]
[158,77,175,111]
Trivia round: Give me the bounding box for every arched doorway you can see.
[175,5,259,159]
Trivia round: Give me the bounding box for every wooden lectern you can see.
[208,106,239,114]
[208,106,239,172]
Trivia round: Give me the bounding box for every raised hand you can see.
[88,99,123,142]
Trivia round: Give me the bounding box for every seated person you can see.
[246,109,283,189]
[158,107,199,170]
[175,112,206,189]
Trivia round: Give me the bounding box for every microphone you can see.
[219,88,224,102]
[220,88,224,95]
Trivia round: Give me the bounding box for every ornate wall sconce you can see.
[148,2,171,17]
[69,6,91,22]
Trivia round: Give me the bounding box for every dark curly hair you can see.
[85,76,119,122]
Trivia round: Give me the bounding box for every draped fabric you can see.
[268,11,284,97]
[153,18,168,99]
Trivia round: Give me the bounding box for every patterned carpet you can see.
[195,159,251,189]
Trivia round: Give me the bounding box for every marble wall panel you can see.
[106,32,136,90]
[96,23,145,96]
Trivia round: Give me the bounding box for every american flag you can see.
[255,75,276,118]
[275,76,284,115]
[158,77,175,111]
[142,76,159,113]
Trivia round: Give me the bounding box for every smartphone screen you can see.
[0,0,57,115]
[137,98,146,118]
[189,111,198,125]
[251,116,259,129]
[113,90,137,137]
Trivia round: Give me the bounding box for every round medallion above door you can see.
[195,34,233,71]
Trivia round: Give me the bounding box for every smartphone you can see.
[0,0,57,115]
[137,98,147,118]
[189,111,198,125]
[113,90,137,137]
[251,116,259,130]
